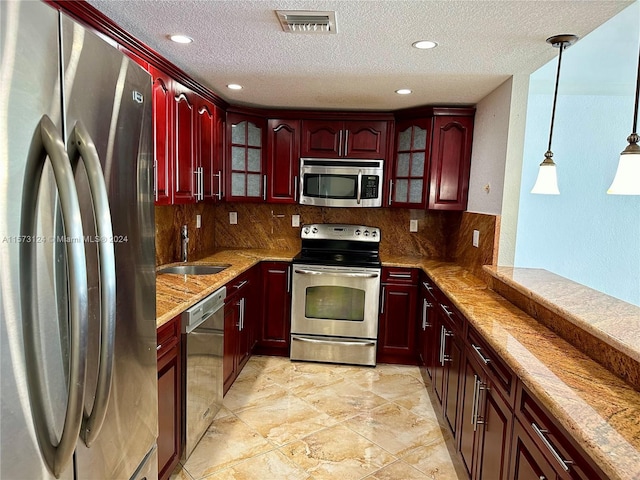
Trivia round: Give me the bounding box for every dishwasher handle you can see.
[184,305,223,334]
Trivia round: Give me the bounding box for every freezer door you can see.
[60,14,157,480]
[0,2,74,480]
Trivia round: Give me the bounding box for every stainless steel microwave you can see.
[299,158,384,207]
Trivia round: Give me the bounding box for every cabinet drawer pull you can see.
[388,273,412,279]
[440,304,455,319]
[156,344,162,351]
[235,280,248,289]
[472,344,491,365]
[422,281,433,291]
[531,422,573,472]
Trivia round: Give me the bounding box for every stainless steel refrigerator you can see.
[0,1,157,478]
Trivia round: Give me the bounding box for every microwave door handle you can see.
[67,122,116,447]
[356,169,362,204]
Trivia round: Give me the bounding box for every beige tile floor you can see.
[171,356,466,480]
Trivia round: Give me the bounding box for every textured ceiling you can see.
[86,0,633,110]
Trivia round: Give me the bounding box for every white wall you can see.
[467,78,511,215]
[514,2,640,306]
[466,75,530,265]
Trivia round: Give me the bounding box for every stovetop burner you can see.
[293,224,381,268]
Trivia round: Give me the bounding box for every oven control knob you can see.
[303,227,310,234]
[363,230,370,237]
[372,231,378,238]
[312,227,318,234]
[355,229,361,236]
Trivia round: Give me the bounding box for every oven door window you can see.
[305,285,365,322]
[304,174,357,199]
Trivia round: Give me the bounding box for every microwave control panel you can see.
[362,176,379,199]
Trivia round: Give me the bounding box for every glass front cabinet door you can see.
[389,118,432,208]
[227,113,266,202]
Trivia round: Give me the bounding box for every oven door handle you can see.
[294,269,379,279]
[293,337,376,347]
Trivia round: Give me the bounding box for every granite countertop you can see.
[384,254,640,480]
[156,250,640,480]
[156,248,298,327]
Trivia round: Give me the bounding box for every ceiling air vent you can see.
[275,10,337,34]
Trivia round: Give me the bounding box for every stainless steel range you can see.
[290,224,382,366]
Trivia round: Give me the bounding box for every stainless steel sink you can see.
[157,264,230,275]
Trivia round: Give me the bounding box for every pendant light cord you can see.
[631,45,640,135]
[547,42,566,152]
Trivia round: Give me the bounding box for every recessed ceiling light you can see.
[412,40,438,50]
[395,89,412,95]
[227,84,243,90]
[169,34,193,44]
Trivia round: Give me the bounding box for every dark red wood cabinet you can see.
[255,262,292,356]
[149,66,173,205]
[267,119,300,204]
[223,266,261,394]
[391,109,474,210]
[156,316,181,480]
[458,330,514,480]
[417,275,438,379]
[389,118,432,207]
[195,99,224,202]
[511,385,607,480]
[172,84,196,204]
[429,115,474,210]
[300,119,388,159]
[226,113,266,202]
[377,267,419,364]
[430,291,465,438]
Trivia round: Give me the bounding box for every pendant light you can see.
[531,34,578,195]
[607,45,640,195]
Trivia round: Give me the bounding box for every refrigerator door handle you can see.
[67,121,117,447]
[20,115,89,478]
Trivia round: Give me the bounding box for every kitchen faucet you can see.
[181,225,189,262]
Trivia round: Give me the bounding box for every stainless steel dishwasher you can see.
[181,286,226,461]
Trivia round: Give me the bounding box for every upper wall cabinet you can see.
[429,114,474,210]
[390,108,474,210]
[267,119,300,204]
[196,99,224,202]
[301,119,388,159]
[172,84,197,204]
[226,113,266,202]
[388,118,432,208]
[150,66,174,205]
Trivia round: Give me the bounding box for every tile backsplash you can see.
[155,202,500,274]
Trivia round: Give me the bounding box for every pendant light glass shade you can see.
[531,153,560,194]
[607,43,640,195]
[531,34,578,195]
[607,138,640,194]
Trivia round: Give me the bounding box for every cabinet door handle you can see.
[286,265,291,293]
[338,130,343,156]
[153,160,158,201]
[439,326,446,365]
[293,175,298,201]
[344,130,349,155]
[388,179,393,205]
[380,286,386,314]
[472,344,491,365]
[531,423,573,472]
[422,299,432,330]
[263,174,267,201]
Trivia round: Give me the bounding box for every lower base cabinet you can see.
[254,262,291,356]
[157,317,182,480]
[421,274,605,480]
[223,265,261,394]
